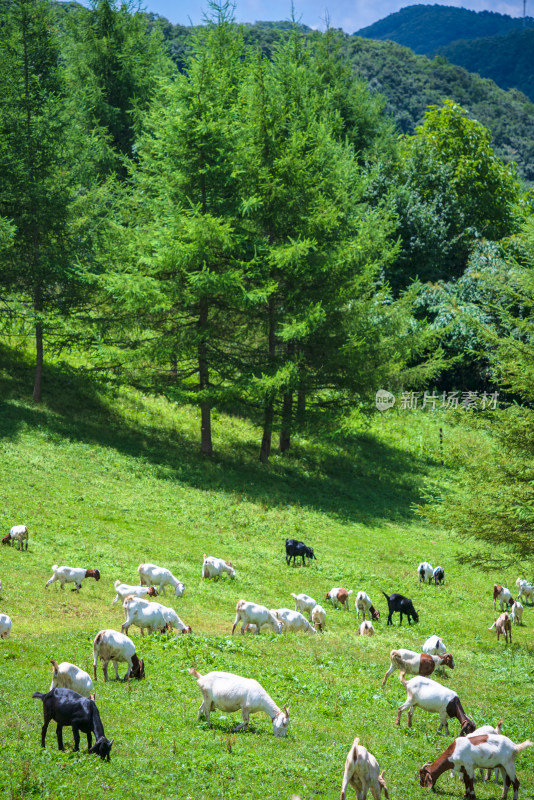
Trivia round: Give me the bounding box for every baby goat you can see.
[340,737,389,800]
[311,604,326,631]
[32,687,113,760]
[1,524,29,550]
[290,593,317,619]
[271,608,316,634]
[356,620,375,636]
[355,591,380,621]
[232,600,281,635]
[45,565,100,592]
[489,612,512,643]
[493,584,514,611]
[326,587,352,610]
[202,555,236,580]
[112,581,158,604]
[418,562,433,584]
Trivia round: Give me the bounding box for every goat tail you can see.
[488,620,497,630]
[50,659,59,673]
[347,590,353,596]
[32,692,46,700]
[189,668,202,679]
[290,593,297,599]
[516,740,533,753]
[495,718,504,734]
[51,565,58,572]
[398,671,408,688]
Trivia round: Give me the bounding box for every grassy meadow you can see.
[0,347,533,800]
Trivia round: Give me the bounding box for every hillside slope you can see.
[1,347,533,798]
[354,4,534,53]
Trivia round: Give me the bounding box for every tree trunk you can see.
[297,389,306,424]
[198,298,213,455]
[33,318,43,403]
[259,297,276,463]
[279,391,293,452]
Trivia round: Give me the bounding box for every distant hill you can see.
[354,4,534,54]
[437,27,534,101]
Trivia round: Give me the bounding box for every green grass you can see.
[0,346,533,800]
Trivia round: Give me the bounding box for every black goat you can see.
[433,566,445,585]
[33,687,113,760]
[285,538,316,566]
[382,591,419,625]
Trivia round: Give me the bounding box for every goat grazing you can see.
[489,611,512,643]
[93,629,145,682]
[382,649,454,686]
[420,733,532,799]
[340,737,389,800]
[1,524,29,550]
[112,581,157,604]
[45,565,100,593]
[147,599,192,633]
[232,600,281,635]
[511,601,523,626]
[138,563,184,597]
[121,595,167,636]
[202,555,236,580]
[190,668,290,736]
[516,579,533,604]
[49,660,94,697]
[291,592,317,619]
[355,591,380,621]
[0,613,12,639]
[312,604,326,632]
[422,635,447,656]
[326,587,353,610]
[433,566,445,585]
[32,687,113,760]
[357,620,375,636]
[418,562,433,583]
[285,539,316,566]
[271,608,316,634]
[382,591,419,625]
[396,672,475,736]
[450,721,505,783]
[493,584,514,611]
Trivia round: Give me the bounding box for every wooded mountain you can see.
[354,4,533,54]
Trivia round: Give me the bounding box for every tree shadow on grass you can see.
[0,344,435,525]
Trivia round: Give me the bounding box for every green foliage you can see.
[354,4,533,54]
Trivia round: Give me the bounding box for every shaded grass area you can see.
[0,344,533,800]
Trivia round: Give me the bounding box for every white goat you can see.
[202,555,235,580]
[49,660,94,697]
[418,561,433,583]
[138,563,184,597]
[516,579,533,603]
[382,648,454,686]
[450,720,505,782]
[0,613,12,639]
[422,635,447,656]
[355,591,380,620]
[340,737,389,800]
[312,604,326,631]
[1,524,29,550]
[45,565,101,592]
[290,593,317,619]
[396,673,475,736]
[232,599,281,635]
[271,608,316,634]
[190,668,290,736]
[511,601,523,626]
[145,599,191,633]
[493,584,514,611]
[121,595,168,636]
[112,581,158,604]
[93,629,145,682]
[356,620,375,636]
[420,734,532,799]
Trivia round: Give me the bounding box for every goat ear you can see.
[283,704,290,715]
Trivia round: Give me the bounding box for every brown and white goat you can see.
[2,524,29,551]
[396,672,475,736]
[493,584,514,611]
[489,611,512,643]
[355,591,380,621]
[45,565,100,592]
[357,620,375,636]
[382,648,454,686]
[420,733,532,800]
[326,587,353,610]
[340,737,389,800]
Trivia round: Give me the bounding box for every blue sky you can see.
[131,0,527,32]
